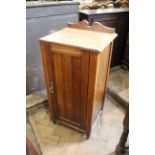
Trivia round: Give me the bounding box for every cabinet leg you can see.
[53,119,56,124]
[49,112,56,124]
[86,130,91,139]
[86,133,90,139]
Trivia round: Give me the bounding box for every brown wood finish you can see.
[40,21,117,138]
[48,43,90,132]
[86,52,98,138]
[101,41,114,110]
[40,42,56,123]
[85,43,113,138]
[92,45,111,123]
[68,20,115,33]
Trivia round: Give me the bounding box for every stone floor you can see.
[107,68,129,107]
[26,67,129,155]
[27,95,125,155]
[27,119,42,154]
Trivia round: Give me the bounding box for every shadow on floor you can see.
[107,152,116,155]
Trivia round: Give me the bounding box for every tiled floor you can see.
[26,68,128,155]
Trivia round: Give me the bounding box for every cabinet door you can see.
[49,44,89,130]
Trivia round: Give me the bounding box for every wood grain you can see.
[92,45,111,125]
[86,52,98,138]
[47,44,89,132]
[62,55,73,120]
[51,44,81,57]
[53,53,65,118]
[40,42,56,122]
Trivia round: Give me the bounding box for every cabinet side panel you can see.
[40,41,56,122]
[86,52,98,138]
[92,45,111,125]
[81,51,90,130]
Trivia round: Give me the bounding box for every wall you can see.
[26,2,79,95]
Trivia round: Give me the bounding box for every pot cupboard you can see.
[39,21,117,138]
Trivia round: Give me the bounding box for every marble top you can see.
[80,8,129,15]
[40,27,117,53]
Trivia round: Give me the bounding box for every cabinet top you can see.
[40,27,117,53]
[80,8,129,16]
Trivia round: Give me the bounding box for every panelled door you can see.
[48,44,89,130]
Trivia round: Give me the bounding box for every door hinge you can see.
[49,82,54,94]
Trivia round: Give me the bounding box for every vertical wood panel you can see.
[101,43,113,110]
[40,42,56,122]
[72,57,81,123]
[53,53,65,118]
[81,51,89,129]
[86,52,98,138]
[92,45,110,124]
[62,55,73,120]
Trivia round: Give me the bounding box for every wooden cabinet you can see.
[39,21,117,138]
[80,8,129,67]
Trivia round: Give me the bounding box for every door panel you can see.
[72,58,82,123]
[62,55,73,120]
[49,44,89,129]
[53,53,65,118]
